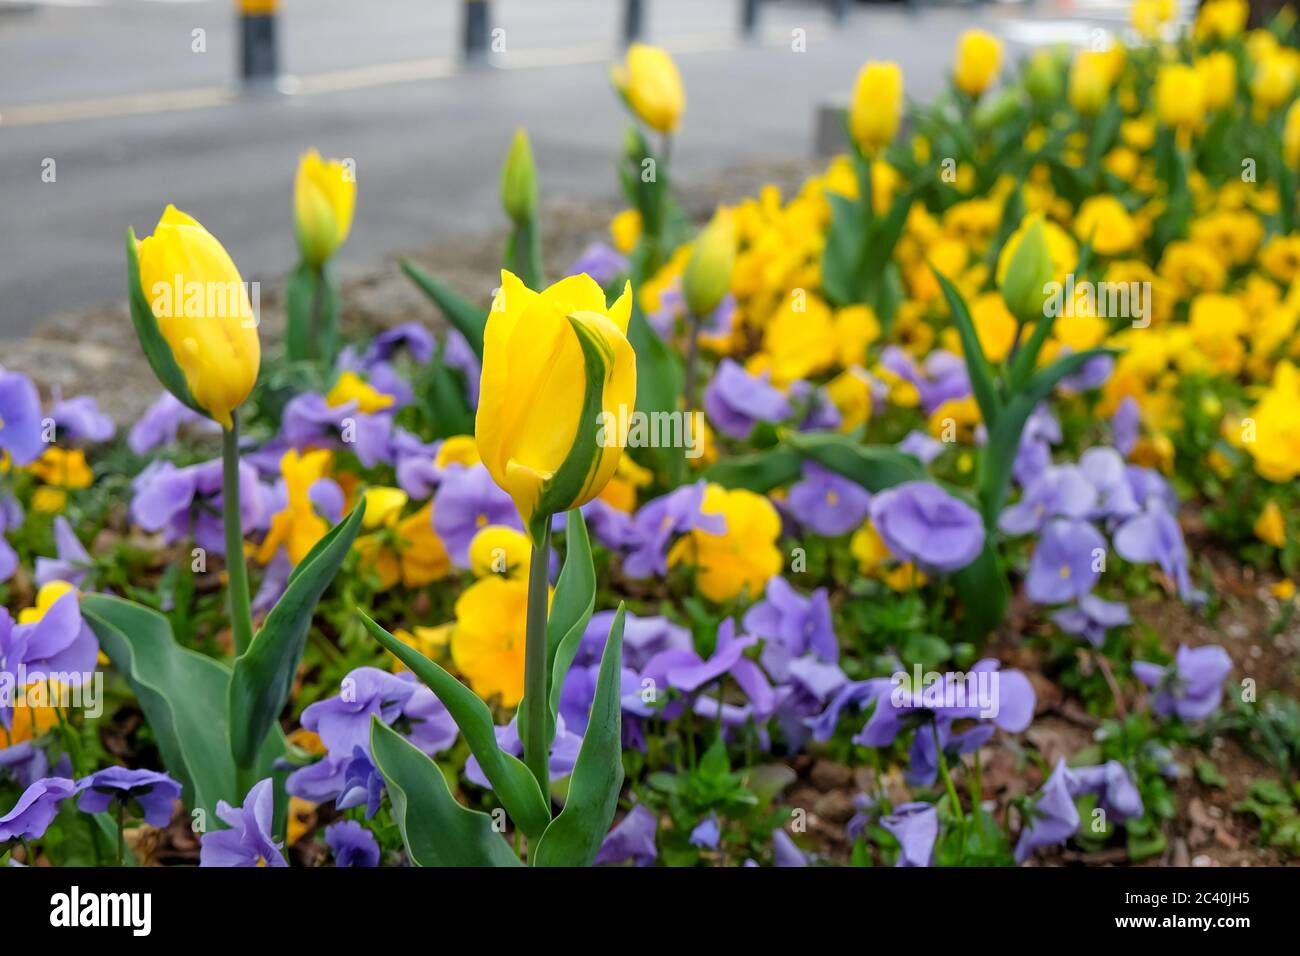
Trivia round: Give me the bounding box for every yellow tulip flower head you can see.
[1197,51,1237,111]
[849,61,904,155]
[1286,100,1300,170]
[1155,63,1206,137]
[475,271,637,542]
[612,44,685,134]
[953,30,1002,98]
[1068,50,1114,116]
[294,149,356,266]
[1252,53,1298,113]
[132,205,261,430]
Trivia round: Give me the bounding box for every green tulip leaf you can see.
[626,301,684,480]
[81,594,282,821]
[533,604,626,867]
[228,501,366,768]
[124,228,205,418]
[369,719,522,867]
[400,258,487,358]
[421,345,476,438]
[934,269,1003,427]
[359,611,552,840]
[704,445,803,493]
[980,347,1115,525]
[546,509,597,741]
[786,432,926,491]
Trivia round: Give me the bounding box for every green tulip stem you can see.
[522,514,553,797]
[683,309,702,411]
[222,413,255,657]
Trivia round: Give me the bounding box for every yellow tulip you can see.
[475,271,637,540]
[1155,63,1206,135]
[1286,100,1300,169]
[1068,50,1113,115]
[294,149,356,266]
[953,30,1002,98]
[849,61,903,154]
[1197,52,1237,111]
[1251,54,1297,112]
[134,205,261,430]
[612,44,684,134]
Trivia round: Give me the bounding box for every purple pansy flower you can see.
[199,778,287,868]
[131,458,269,556]
[897,430,945,466]
[568,243,628,286]
[281,393,394,468]
[786,463,871,536]
[595,805,658,866]
[0,368,47,466]
[621,482,726,579]
[869,481,985,573]
[881,802,939,867]
[431,464,522,567]
[703,359,793,440]
[1025,518,1106,605]
[0,597,100,727]
[0,776,78,841]
[34,516,93,589]
[999,465,1097,535]
[1113,498,1203,603]
[75,767,182,827]
[464,716,584,790]
[1014,761,1081,863]
[128,391,218,454]
[772,829,809,867]
[689,813,721,849]
[1133,644,1232,722]
[1051,594,1131,647]
[326,820,381,867]
[49,394,115,444]
[743,576,838,672]
[1112,396,1140,457]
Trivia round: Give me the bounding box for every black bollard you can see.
[239,0,279,87]
[462,0,491,62]
[740,0,760,39]
[623,0,645,46]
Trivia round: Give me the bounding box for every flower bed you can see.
[1,1,1298,868]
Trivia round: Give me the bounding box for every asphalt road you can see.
[0,0,1145,337]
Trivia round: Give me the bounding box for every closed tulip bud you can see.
[683,210,736,317]
[973,88,1023,133]
[953,29,1002,98]
[1068,50,1113,116]
[476,271,637,541]
[1285,101,1300,169]
[611,44,684,134]
[294,149,356,266]
[131,205,260,430]
[849,61,903,155]
[1024,50,1062,104]
[500,128,539,226]
[996,214,1056,325]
